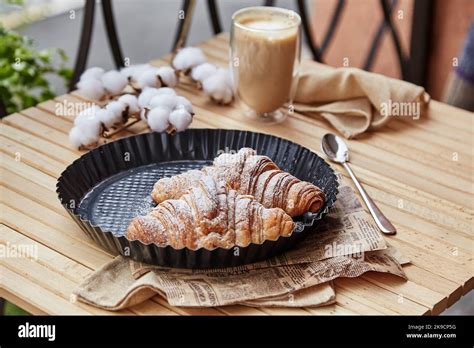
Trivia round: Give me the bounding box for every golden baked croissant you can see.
[151,148,325,217]
[126,175,294,249]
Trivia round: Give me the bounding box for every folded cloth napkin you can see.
[294,60,431,139]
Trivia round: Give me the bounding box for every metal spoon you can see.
[321,133,396,235]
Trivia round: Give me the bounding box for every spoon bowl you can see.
[321,133,350,164]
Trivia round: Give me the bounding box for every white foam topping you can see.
[244,18,291,30]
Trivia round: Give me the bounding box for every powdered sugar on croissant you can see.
[126,175,294,249]
[152,148,325,217]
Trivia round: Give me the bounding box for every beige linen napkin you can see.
[294,60,430,139]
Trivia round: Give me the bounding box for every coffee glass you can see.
[230,6,301,123]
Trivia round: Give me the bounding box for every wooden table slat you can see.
[1,135,65,177]
[0,264,93,315]
[1,123,78,165]
[361,272,448,315]
[401,265,463,307]
[0,151,58,190]
[0,225,177,315]
[335,278,429,315]
[387,238,473,293]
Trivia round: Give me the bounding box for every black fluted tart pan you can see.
[56,129,338,268]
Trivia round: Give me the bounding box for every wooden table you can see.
[1,33,473,315]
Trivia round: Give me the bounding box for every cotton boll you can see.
[169,108,192,132]
[79,126,100,147]
[149,94,178,111]
[119,65,135,80]
[76,78,105,100]
[101,70,128,96]
[172,47,207,71]
[138,87,160,108]
[175,96,193,114]
[136,68,161,89]
[156,66,178,87]
[118,94,140,114]
[70,119,101,148]
[69,127,84,149]
[74,105,101,126]
[210,85,226,100]
[191,63,217,82]
[96,108,120,129]
[69,127,99,149]
[220,89,234,104]
[155,87,177,96]
[120,64,150,80]
[202,70,234,104]
[225,72,233,89]
[147,107,170,132]
[80,67,105,81]
[105,100,126,119]
[140,108,148,121]
[216,68,233,88]
[131,64,152,82]
[79,114,102,137]
[70,106,102,148]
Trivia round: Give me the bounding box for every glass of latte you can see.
[230,6,301,123]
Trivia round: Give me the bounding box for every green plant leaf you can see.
[0,25,72,117]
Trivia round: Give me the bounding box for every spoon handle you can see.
[342,162,397,235]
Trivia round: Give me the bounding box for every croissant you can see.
[151,148,325,217]
[126,175,294,249]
